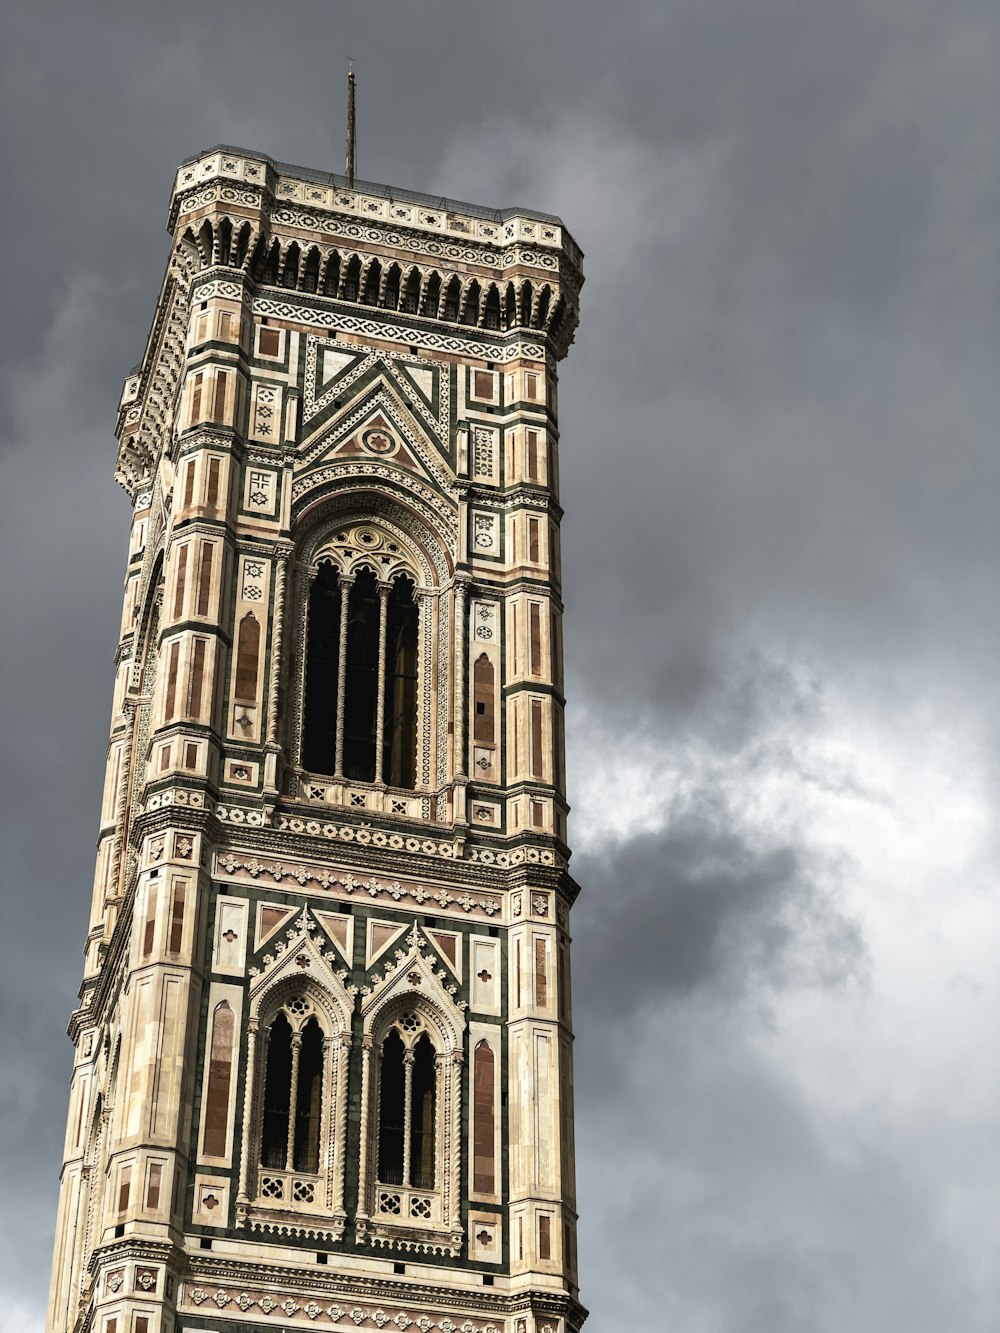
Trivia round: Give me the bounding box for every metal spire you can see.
[345,61,357,189]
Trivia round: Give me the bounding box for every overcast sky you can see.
[2,2,998,1329]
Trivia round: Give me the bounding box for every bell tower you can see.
[46,142,584,1333]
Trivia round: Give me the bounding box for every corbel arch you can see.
[321,249,341,295]
[196,219,214,267]
[300,245,322,293]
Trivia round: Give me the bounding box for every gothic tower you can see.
[46,143,584,1333]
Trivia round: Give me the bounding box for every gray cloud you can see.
[2,1,998,1329]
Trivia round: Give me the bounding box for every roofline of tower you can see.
[174,143,582,250]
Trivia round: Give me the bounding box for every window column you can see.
[284,1032,302,1172]
[373,582,391,785]
[333,576,353,780]
[401,1046,415,1187]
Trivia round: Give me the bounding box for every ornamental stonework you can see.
[46,136,586,1333]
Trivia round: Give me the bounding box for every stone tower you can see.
[46,144,584,1333]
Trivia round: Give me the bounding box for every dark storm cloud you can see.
[1,1,998,1329]
[573,823,862,1029]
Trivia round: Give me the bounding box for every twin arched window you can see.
[260,1009,324,1174]
[377,1025,436,1190]
[303,565,418,788]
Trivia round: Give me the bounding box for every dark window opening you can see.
[442,276,461,321]
[293,1017,323,1172]
[260,1013,292,1169]
[342,255,361,302]
[383,264,401,309]
[424,272,441,318]
[378,1029,406,1186]
[234,223,252,268]
[303,563,341,775]
[363,260,381,305]
[282,243,300,289]
[323,252,341,296]
[259,240,280,286]
[402,269,421,314]
[519,281,533,327]
[302,248,321,293]
[483,286,501,330]
[463,281,481,326]
[344,569,380,781]
[217,217,233,267]
[384,576,418,789]
[410,1033,436,1189]
[536,285,552,328]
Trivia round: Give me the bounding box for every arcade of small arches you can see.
[178,214,572,338]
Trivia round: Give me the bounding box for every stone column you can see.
[333,576,353,780]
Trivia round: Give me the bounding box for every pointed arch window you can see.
[359,992,464,1254]
[377,1020,437,1192]
[473,653,495,744]
[384,576,418,788]
[235,612,261,702]
[303,563,419,789]
[246,986,351,1237]
[260,1010,323,1173]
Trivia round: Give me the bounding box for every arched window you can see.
[411,1033,436,1189]
[243,982,351,1237]
[384,576,418,788]
[302,558,420,790]
[473,1039,495,1194]
[344,569,380,781]
[256,239,280,286]
[377,1022,436,1191]
[402,268,421,314]
[302,563,341,774]
[341,255,361,301]
[259,1011,324,1174]
[423,272,441,318]
[234,222,252,269]
[463,280,481,326]
[235,613,260,702]
[281,242,300,289]
[323,251,341,296]
[442,276,461,322]
[383,264,401,310]
[293,1018,323,1173]
[377,1029,405,1186]
[483,285,501,330]
[202,1001,234,1157]
[503,281,517,329]
[473,653,495,744]
[518,279,533,327]
[261,1012,292,1169]
[535,284,552,328]
[217,217,233,267]
[302,247,321,293]
[198,219,214,267]
[363,259,381,306]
